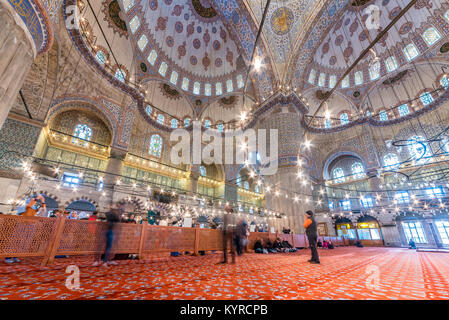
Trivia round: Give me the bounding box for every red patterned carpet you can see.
[0,247,448,300]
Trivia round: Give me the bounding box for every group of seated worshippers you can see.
[253,238,298,254]
[317,239,335,249]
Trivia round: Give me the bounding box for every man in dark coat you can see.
[304,210,320,264]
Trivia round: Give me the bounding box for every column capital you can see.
[109,147,127,161]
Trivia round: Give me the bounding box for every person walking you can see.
[304,210,320,264]
[218,205,236,264]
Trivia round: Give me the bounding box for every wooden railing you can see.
[0,215,348,266]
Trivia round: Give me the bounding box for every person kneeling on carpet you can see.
[408,239,416,249]
[254,239,264,253]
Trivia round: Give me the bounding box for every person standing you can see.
[304,210,320,264]
[218,205,236,264]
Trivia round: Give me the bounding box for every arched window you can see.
[398,104,410,117]
[149,134,162,158]
[329,75,336,88]
[379,110,388,121]
[341,75,349,88]
[184,117,191,127]
[115,68,126,82]
[351,162,365,179]
[354,71,364,85]
[217,123,224,132]
[324,118,332,128]
[255,184,260,193]
[383,153,399,168]
[441,136,449,153]
[318,73,326,87]
[420,92,433,106]
[440,75,449,89]
[366,110,372,117]
[369,60,380,80]
[422,27,441,46]
[340,113,349,125]
[403,43,419,61]
[204,119,211,129]
[243,181,250,190]
[95,50,107,65]
[308,69,316,84]
[145,105,152,115]
[408,135,431,164]
[332,167,345,183]
[157,114,165,125]
[385,56,398,72]
[171,119,178,128]
[445,9,449,23]
[73,124,92,142]
[199,165,206,177]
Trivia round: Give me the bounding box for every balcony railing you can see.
[47,129,110,158]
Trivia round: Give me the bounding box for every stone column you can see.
[257,106,314,234]
[104,147,127,187]
[0,2,36,129]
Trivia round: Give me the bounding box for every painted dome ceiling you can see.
[124,0,248,96]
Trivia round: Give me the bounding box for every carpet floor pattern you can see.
[0,247,448,300]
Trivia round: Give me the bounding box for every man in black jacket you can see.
[304,210,320,264]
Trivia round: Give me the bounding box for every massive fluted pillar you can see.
[258,105,314,234]
[0,2,36,129]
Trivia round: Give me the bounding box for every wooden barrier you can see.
[0,215,355,265]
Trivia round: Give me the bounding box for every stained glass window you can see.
[318,73,326,87]
[158,62,168,77]
[237,173,241,187]
[243,181,250,190]
[73,124,92,142]
[157,114,165,125]
[204,119,211,129]
[332,167,345,183]
[199,165,206,177]
[145,105,152,115]
[341,75,349,88]
[445,10,449,23]
[366,110,372,117]
[170,71,178,85]
[193,82,201,95]
[237,74,244,89]
[149,134,162,158]
[385,56,398,72]
[354,71,363,85]
[398,104,410,117]
[182,78,189,91]
[308,69,316,84]
[379,110,388,121]
[122,0,135,12]
[383,153,399,168]
[440,75,449,89]
[340,113,349,125]
[420,92,433,105]
[403,43,419,61]
[148,50,157,65]
[351,162,365,179]
[115,68,126,82]
[329,75,336,88]
[226,79,233,93]
[171,119,178,128]
[205,83,212,96]
[369,60,380,80]
[422,27,441,46]
[408,135,431,163]
[255,185,260,193]
[324,118,332,128]
[95,50,106,65]
[184,117,191,127]
[216,82,223,95]
[129,16,140,34]
[137,34,148,51]
[425,186,445,199]
[217,123,224,132]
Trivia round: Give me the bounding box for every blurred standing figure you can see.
[218,205,236,264]
[235,219,249,255]
[304,210,320,264]
[102,203,120,266]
